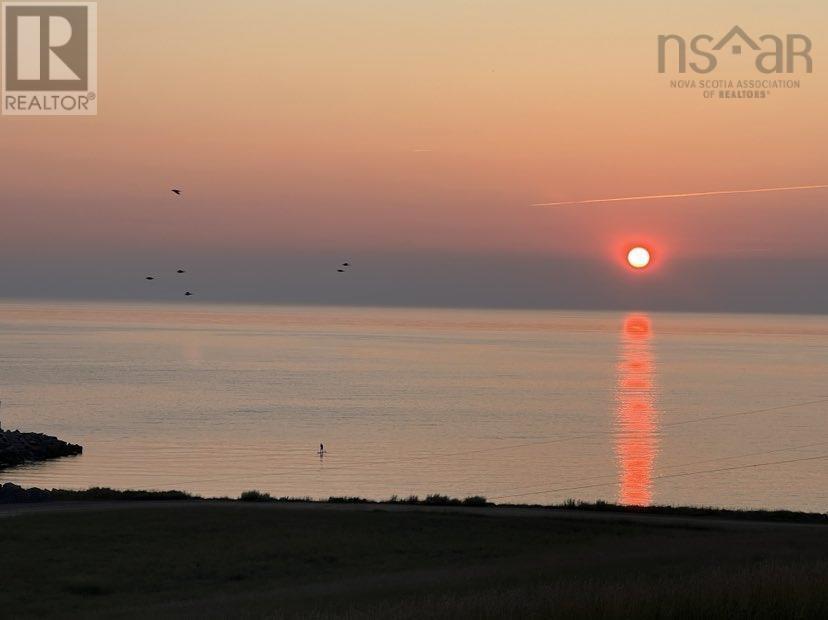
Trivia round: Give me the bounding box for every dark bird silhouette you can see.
[145,276,155,280]
[177,269,186,274]
[171,189,182,195]
[342,262,350,267]
[184,292,193,296]
[337,269,345,273]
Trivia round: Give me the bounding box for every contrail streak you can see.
[532,184,828,207]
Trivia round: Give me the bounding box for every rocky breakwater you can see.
[0,428,83,469]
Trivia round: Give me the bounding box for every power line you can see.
[664,398,828,429]
[156,396,828,488]
[490,454,828,501]
[483,440,828,499]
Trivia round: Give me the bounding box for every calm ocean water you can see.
[0,302,825,511]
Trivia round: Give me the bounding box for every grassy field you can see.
[0,503,825,619]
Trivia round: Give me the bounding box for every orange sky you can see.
[1,1,827,309]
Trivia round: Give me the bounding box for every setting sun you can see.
[627,246,651,270]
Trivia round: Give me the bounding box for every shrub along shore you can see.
[1,483,825,524]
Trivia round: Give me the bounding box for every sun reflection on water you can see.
[615,314,660,506]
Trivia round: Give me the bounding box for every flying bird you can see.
[171,189,182,196]
[177,269,186,274]
[337,269,345,273]
[342,262,350,267]
[184,292,193,296]
[145,276,155,281]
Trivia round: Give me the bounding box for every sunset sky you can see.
[2,0,827,311]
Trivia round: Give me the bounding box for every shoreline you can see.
[1,484,824,524]
[1,499,826,532]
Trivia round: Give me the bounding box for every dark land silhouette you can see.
[0,492,824,618]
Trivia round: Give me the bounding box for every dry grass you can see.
[295,563,827,619]
[0,504,824,619]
